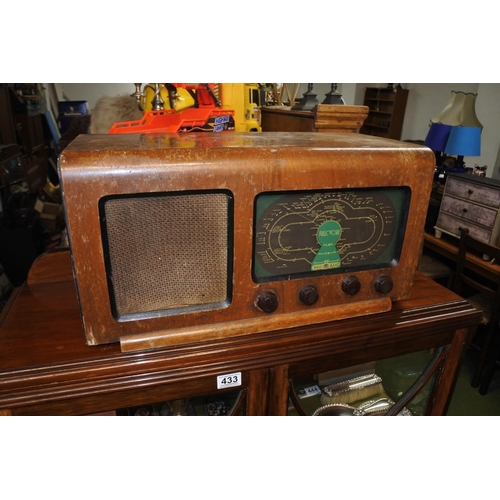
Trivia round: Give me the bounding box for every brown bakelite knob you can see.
[342,276,361,295]
[299,285,319,305]
[374,274,393,294]
[256,291,278,313]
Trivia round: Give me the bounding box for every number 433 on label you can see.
[217,372,242,390]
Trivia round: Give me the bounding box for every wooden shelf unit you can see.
[360,87,409,140]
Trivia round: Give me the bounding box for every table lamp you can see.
[424,122,452,152]
[424,90,482,170]
[444,126,481,168]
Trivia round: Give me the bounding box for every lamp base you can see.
[291,85,319,111]
[456,155,465,168]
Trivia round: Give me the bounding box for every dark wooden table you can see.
[0,250,481,416]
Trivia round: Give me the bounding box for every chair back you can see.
[452,228,500,319]
[452,227,500,392]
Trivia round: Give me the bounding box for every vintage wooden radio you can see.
[59,132,435,351]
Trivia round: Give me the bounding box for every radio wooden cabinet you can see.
[0,251,480,416]
[434,173,500,246]
[359,87,409,140]
[58,132,434,350]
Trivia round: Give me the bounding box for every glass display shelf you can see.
[289,350,437,417]
[116,388,245,416]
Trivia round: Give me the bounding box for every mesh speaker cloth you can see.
[103,193,230,316]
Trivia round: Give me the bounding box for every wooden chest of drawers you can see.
[435,173,500,246]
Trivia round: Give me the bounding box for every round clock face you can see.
[253,188,410,282]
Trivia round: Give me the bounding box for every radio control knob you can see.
[256,291,278,313]
[342,276,361,296]
[299,285,319,305]
[374,275,393,294]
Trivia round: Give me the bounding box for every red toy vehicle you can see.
[109,83,235,134]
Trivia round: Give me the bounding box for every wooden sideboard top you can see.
[0,250,480,369]
[0,250,481,414]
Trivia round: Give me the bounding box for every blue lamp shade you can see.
[424,123,452,151]
[444,126,481,157]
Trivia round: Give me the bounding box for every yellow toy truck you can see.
[219,83,262,132]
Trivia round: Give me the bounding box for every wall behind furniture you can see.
[61,83,349,113]
[56,83,134,111]
[475,83,500,180]
[349,82,499,178]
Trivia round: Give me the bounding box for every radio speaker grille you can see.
[103,192,231,317]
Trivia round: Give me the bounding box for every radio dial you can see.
[374,275,394,294]
[299,285,319,305]
[342,276,361,295]
[256,291,278,313]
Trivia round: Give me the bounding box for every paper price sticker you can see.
[217,372,242,390]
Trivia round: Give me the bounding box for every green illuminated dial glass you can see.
[253,188,411,282]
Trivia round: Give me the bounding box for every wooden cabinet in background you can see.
[0,85,16,146]
[435,173,500,247]
[360,87,409,140]
[0,84,50,193]
[261,104,369,133]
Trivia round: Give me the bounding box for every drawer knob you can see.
[463,208,468,213]
[468,189,474,195]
